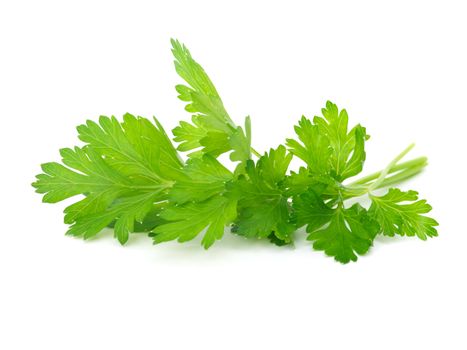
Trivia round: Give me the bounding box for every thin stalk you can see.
[348,156,427,187]
[340,162,426,200]
[368,143,415,191]
[251,147,261,158]
[375,164,426,188]
[340,146,428,199]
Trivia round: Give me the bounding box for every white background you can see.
[1,1,466,349]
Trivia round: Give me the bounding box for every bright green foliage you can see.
[288,103,437,262]
[313,102,368,181]
[293,190,335,231]
[369,189,438,240]
[287,101,367,181]
[153,195,237,249]
[229,146,295,244]
[77,114,183,180]
[307,204,379,263]
[286,117,331,175]
[169,155,233,204]
[33,114,182,244]
[152,154,236,248]
[286,167,340,199]
[228,117,252,162]
[33,39,438,263]
[293,190,379,262]
[171,39,251,162]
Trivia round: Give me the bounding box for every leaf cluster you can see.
[33,39,438,263]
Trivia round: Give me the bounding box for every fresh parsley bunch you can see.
[33,39,438,263]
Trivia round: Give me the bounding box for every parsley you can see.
[32,39,438,263]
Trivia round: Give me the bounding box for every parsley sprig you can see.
[33,39,438,263]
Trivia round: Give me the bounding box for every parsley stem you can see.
[251,147,261,158]
[376,163,426,188]
[348,156,427,187]
[368,143,415,191]
[341,159,427,199]
[342,150,428,199]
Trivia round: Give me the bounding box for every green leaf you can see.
[369,188,438,240]
[229,146,294,243]
[229,117,252,162]
[294,191,379,263]
[171,40,230,123]
[169,155,233,204]
[172,118,207,153]
[287,101,368,181]
[286,116,331,175]
[152,195,237,249]
[67,192,162,244]
[199,131,231,157]
[292,189,335,232]
[307,204,379,263]
[286,167,339,198]
[171,39,251,162]
[341,125,366,180]
[77,114,183,180]
[153,153,237,249]
[313,101,368,181]
[33,114,182,244]
[108,203,166,233]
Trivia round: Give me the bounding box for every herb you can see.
[32,39,438,263]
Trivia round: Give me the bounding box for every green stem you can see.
[341,163,426,199]
[376,164,426,188]
[340,146,428,199]
[348,156,427,186]
[368,143,415,191]
[251,147,261,158]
